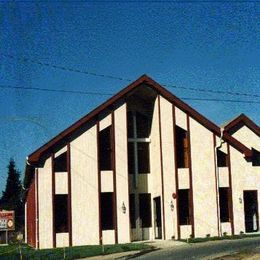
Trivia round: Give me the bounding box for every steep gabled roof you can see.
[27,74,253,165]
[223,113,260,136]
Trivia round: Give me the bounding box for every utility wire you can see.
[1,0,259,3]
[1,52,259,99]
[1,84,259,104]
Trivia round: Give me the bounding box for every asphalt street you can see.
[134,237,260,260]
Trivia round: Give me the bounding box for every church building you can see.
[24,75,260,249]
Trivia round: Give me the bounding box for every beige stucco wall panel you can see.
[175,107,187,131]
[114,104,131,243]
[159,96,175,239]
[38,157,53,249]
[71,124,99,246]
[102,230,115,244]
[55,172,68,194]
[178,169,190,189]
[101,171,113,193]
[190,118,218,238]
[149,97,162,240]
[232,126,260,150]
[221,223,232,236]
[150,97,162,198]
[218,167,229,188]
[180,225,192,239]
[56,233,69,248]
[99,114,112,131]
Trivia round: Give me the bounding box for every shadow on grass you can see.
[124,247,159,259]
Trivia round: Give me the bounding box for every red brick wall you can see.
[26,176,36,248]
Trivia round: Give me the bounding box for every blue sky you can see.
[0,1,259,192]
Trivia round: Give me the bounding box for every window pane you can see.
[101,192,114,230]
[127,111,134,138]
[136,112,150,138]
[129,194,136,228]
[219,188,230,222]
[175,126,189,168]
[139,193,152,228]
[54,152,67,172]
[99,126,112,171]
[128,142,135,174]
[55,195,68,233]
[217,150,228,167]
[138,142,150,173]
[178,189,191,225]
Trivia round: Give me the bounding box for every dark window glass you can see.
[219,188,230,222]
[175,126,189,168]
[136,112,150,138]
[217,150,228,167]
[127,111,134,138]
[138,143,150,173]
[139,193,152,227]
[99,126,112,171]
[54,195,68,233]
[128,142,150,174]
[178,189,191,225]
[252,148,260,166]
[101,192,114,230]
[129,194,136,228]
[128,142,135,174]
[54,152,67,172]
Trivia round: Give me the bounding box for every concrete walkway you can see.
[85,240,186,259]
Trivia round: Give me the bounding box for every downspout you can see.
[215,128,225,237]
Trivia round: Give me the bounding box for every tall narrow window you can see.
[99,126,112,171]
[127,111,151,174]
[129,194,136,228]
[101,192,114,230]
[175,126,189,168]
[127,111,134,138]
[128,142,135,174]
[54,152,67,172]
[54,195,68,233]
[139,193,152,228]
[217,150,228,167]
[136,112,150,138]
[138,143,150,173]
[219,188,230,222]
[178,189,191,225]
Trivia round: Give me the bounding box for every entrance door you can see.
[153,197,162,239]
[244,191,259,233]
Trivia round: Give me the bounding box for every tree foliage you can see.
[0,158,23,229]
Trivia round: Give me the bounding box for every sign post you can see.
[0,210,15,244]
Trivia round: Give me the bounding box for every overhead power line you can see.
[1,0,259,3]
[1,52,259,98]
[1,84,259,104]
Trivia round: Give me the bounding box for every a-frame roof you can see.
[223,113,260,136]
[27,74,253,165]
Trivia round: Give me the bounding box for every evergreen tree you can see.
[0,158,23,230]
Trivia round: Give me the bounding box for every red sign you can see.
[0,211,15,230]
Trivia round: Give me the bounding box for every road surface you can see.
[134,237,260,259]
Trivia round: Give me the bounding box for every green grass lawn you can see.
[0,242,152,259]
